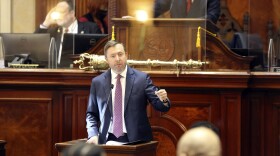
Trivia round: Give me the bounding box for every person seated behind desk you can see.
[153,0,220,24]
[35,0,101,68]
[177,127,222,156]
[79,0,108,34]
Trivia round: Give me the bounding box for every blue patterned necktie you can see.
[113,74,123,138]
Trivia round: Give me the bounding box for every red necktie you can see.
[187,0,192,13]
[113,74,123,138]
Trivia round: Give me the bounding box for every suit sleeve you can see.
[206,0,220,24]
[153,0,172,17]
[86,80,100,139]
[145,74,171,112]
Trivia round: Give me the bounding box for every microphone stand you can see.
[48,37,58,68]
[104,84,114,115]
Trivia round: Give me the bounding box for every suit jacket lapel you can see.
[77,21,86,34]
[103,70,113,115]
[124,67,135,114]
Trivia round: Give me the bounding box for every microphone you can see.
[105,84,114,112]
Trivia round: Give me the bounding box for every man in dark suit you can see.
[154,0,220,24]
[35,0,101,35]
[35,0,101,68]
[86,40,171,144]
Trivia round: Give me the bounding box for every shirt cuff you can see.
[39,24,48,29]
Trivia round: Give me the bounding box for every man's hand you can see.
[86,136,98,144]
[42,7,57,27]
[155,89,168,103]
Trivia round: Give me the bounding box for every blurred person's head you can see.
[104,40,128,74]
[177,127,221,156]
[190,121,220,136]
[63,142,106,156]
[54,0,75,27]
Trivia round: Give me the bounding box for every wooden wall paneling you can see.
[35,0,47,28]
[246,92,265,156]
[244,91,280,156]
[52,90,61,156]
[75,1,88,19]
[60,92,73,142]
[60,90,91,141]
[245,73,280,156]
[72,90,89,139]
[114,26,128,49]
[150,88,222,156]
[266,93,280,156]
[0,91,55,156]
[220,91,242,156]
[46,0,59,16]
[240,90,252,156]
[0,69,95,156]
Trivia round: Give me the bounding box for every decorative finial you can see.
[111,26,115,40]
[196,26,201,48]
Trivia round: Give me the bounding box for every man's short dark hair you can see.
[104,40,125,57]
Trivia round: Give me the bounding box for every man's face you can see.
[105,44,127,74]
[54,2,75,27]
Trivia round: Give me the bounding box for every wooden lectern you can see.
[55,139,158,156]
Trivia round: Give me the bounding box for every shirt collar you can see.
[64,19,78,33]
[111,65,127,79]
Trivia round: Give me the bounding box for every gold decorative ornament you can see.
[196,26,217,48]
[111,26,115,41]
[8,64,39,68]
[73,53,208,74]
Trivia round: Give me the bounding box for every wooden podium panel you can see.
[55,139,158,156]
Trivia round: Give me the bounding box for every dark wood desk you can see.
[55,139,158,156]
[0,140,7,156]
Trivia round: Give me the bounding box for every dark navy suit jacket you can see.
[86,66,171,144]
[154,0,220,24]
